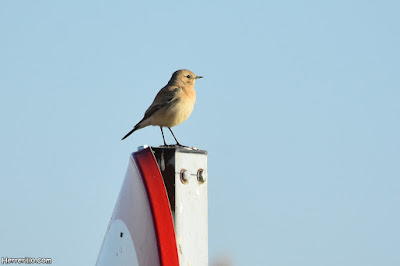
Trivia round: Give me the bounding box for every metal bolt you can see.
[137,145,149,151]
[197,169,206,183]
[180,169,189,184]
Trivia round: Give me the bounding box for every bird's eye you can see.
[186,75,191,78]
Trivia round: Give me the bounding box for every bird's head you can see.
[169,69,203,87]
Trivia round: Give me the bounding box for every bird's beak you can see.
[195,76,203,79]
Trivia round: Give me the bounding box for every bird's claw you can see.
[160,143,190,148]
[177,143,189,148]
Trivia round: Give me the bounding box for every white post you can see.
[153,147,208,266]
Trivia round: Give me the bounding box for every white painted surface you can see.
[174,150,208,266]
[96,219,139,266]
[97,156,160,266]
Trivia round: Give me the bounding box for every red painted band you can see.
[133,147,179,266]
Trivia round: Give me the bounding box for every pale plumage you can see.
[122,69,202,146]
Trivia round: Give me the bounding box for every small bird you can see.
[121,69,203,146]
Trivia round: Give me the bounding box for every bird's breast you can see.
[151,93,196,127]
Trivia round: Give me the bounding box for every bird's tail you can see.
[121,127,137,140]
[121,118,147,140]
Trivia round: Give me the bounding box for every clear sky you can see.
[1,0,399,265]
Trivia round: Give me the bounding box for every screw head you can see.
[180,169,189,184]
[197,169,206,183]
[137,145,149,151]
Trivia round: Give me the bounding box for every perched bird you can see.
[121,69,203,146]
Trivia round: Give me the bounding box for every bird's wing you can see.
[143,86,182,120]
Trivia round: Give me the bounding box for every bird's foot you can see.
[160,143,191,149]
[176,143,190,148]
[161,144,177,148]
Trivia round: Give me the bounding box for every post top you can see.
[150,145,208,155]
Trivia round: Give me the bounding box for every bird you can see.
[121,69,203,146]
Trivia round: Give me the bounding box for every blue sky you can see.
[1,0,399,265]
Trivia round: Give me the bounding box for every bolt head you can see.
[197,169,206,183]
[137,145,149,151]
[180,169,189,184]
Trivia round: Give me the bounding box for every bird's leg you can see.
[160,127,168,146]
[168,127,188,147]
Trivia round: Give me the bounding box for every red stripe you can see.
[133,147,179,266]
